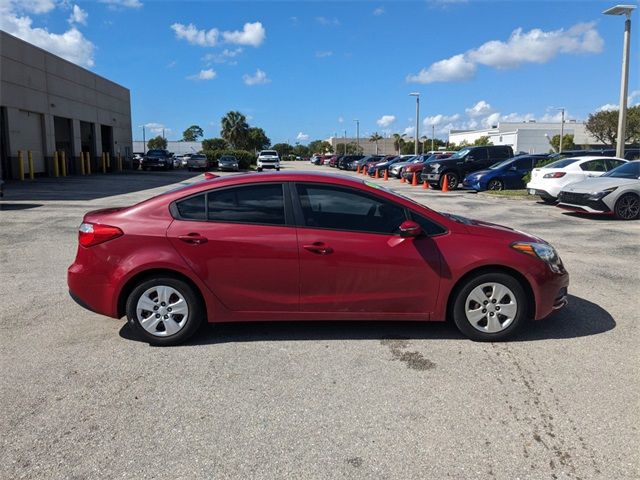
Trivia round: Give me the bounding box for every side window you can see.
[514,158,533,170]
[295,184,406,234]
[606,159,626,170]
[580,159,607,172]
[176,194,206,220]
[409,212,447,236]
[207,184,285,225]
[492,147,510,160]
[471,148,488,161]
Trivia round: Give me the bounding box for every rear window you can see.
[260,151,278,156]
[543,158,580,169]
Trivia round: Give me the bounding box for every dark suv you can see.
[141,149,172,171]
[421,145,513,189]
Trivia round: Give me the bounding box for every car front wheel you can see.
[487,178,504,191]
[452,272,528,341]
[126,277,204,346]
[440,172,459,190]
[614,193,640,220]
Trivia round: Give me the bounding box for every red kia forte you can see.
[68,172,569,345]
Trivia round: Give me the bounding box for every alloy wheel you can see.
[464,282,518,333]
[488,179,504,191]
[616,194,639,220]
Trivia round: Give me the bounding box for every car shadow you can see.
[560,211,622,221]
[0,202,43,210]
[118,295,615,346]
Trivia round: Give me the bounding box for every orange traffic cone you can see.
[400,175,406,183]
[422,180,429,189]
[384,170,389,181]
[411,172,417,186]
[356,165,360,174]
[442,174,449,193]
[375,169,379,179]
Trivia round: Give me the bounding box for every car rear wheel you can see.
[440,172,459,190]
[487,179,504,191]
[614,193,640,220]
[452,272,528,341]
[126,277,204,346]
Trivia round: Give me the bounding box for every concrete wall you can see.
[0,31,133,179]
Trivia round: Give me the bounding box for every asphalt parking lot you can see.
[1,164,638,479]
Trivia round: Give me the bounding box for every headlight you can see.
[588,186,617,201]
[511,242,563,273]
[429,163,441,171]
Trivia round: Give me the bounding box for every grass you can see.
[481,189,531,199]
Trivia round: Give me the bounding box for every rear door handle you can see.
[303,242,333,255]
[178,233,208,245]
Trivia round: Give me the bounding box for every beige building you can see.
[327,136,401,156]
[0,31,133,180]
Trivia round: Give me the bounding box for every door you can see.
[167,183,299,312]
[461,147,488,176]
[503,157,534,188]
[293,183,442,314]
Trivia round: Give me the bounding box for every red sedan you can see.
[68,172,569,345]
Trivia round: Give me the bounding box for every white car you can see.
[526,156,627,203]
[257,150,280,171]
[557,160,640,220]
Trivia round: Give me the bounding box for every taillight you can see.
[78,222,123,247]
[543,172,566,178]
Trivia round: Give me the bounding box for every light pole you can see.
[558,107,565,154]
[343,129,347,155]
[409,93,420,155]
[431,125,435,152]
[354,119,360,153]
[140,125,146,150]
[603,4,636,158]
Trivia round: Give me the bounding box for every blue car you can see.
[463,154,549,191]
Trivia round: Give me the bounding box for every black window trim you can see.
[170,182,294,227]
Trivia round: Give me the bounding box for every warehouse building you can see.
[448,121,602,154]
[0,31,133,180]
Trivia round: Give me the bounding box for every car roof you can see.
[565,156,625,162]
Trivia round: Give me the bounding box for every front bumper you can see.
[258,162,279,169]
[557,192,610,213]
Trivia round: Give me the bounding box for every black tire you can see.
[276,167,280,171]
[126,276,204,346]
[257,167,263,172]
[451,271,528,342]
[541,196,557,205]
[440,172,459,190]
[614,193,640,220]
[487,178,504,191]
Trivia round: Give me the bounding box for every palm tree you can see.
[369,132,383,155]
[221,111,249,149]
[392,133,405,155]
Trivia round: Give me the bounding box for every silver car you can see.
[557,160,640,220]
[186,154,208,171]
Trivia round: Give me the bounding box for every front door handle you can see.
[178,233,208,245]
[303,242,333,255]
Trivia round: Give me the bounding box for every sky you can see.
[1,0,639,144]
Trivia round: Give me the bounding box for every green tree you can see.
[272,143,293,157]
[202,138,228,151]
[392,133,405,154]
[147,135,167,150]
[400,141,415,155]
[586,105,640,147]
[221,111,249,149]
[292,144,310,157]
[245,127,271,152]
[369,132,383,154]
[182,125,204,142]
[549,134,577,152]
[308,140,333,154]
[473,136,493,146]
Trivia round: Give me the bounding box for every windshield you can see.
[603,161,639,179]
[261,151,278,156]
[220,156,236,161]
[146,150,166,156]
[543,158,580,169]
[450,148,471,160]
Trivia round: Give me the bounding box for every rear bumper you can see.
[67,261,118,318]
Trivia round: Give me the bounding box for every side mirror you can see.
[399,220,422,238]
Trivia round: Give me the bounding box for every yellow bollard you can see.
[101,152,106,173]
[117,153,122,172]
[28,150,35,180]
[85,152,91,175]
[106,152,111,169]
[53,151,60,177]
[18,150,25,181]
[80,152,86,175]
[61,151,67,177]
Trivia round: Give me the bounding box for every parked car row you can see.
[310,146,640,220]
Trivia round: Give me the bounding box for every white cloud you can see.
[144,123,170,134]
[68,5,87,25]
[172,21,265,48]
[423,114,460,127]
[338,116,344,123]
[465,100,493,117]
[403,126,416,137]
[19,0,56,14]
[598,90,640,111]
[98,0,143,9]
[597,103,617,112]
[166,60,177,68]
[407,54,476,83]
[187,68,216,81]
[316,17,340,27]
[316,50,333,58]
[171,23,218,46]
[243,68,270,86]
[222,22,266,47]
[373,7,385,16]
[203,47,243,65]
[296,132,309,142]
[376,115,396,128]
[0,2,95,67]
[408,22,603,84]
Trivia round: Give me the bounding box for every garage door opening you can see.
[54,116,74,175]
[80,121,95,172]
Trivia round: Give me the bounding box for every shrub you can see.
[202,149,256,170]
